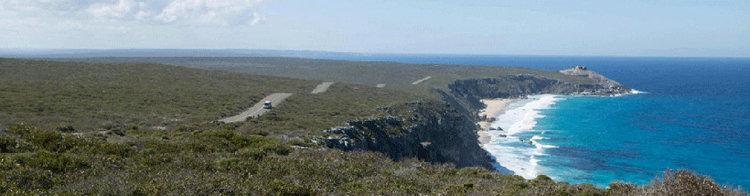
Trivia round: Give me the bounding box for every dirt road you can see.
[311,82,334,94]
[219,93,293,123]
[411,76,432,85]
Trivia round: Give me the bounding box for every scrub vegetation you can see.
[53,57,598,97]
[0,58,417,133]
[1,58,746,195]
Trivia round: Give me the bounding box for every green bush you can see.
[570,184,605,196]
[190,130,292,155]
[236,147,268,160]
[1,168,57,190]
[0,135,35,153]
[132,152,174,167]
[214,157,258,174]
[259,142,293,156]
[267,179,315,196]
[535,174,553,182]
[136,140,183,154]
[89,143,134,157]
[16,150,89,173]
[7,123,35,136]
[0,178,11,194]
[0,154,18,170]
[21,127,93,153]
[608,181,639,195]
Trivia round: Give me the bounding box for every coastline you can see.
[481,91,641,181]
[481,95,563,179]
[477,98,518,145]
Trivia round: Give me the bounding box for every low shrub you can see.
[267,179,316,196]
[214,157,257,174]
[608,181,640,195]
[0,135,35,153]
[643,170,744,196]
[15,150,89,173]
[19,126,93,153]
[236,147,267,160]
[89,142,134,157]
[1,168,57,190]
[7,123,35,136]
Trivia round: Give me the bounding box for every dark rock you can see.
[323,101,495,170]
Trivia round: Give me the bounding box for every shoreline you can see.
[477,98,519,145]
[479,95,563,179]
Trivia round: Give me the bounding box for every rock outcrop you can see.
[322,101,494,169]
[441,69,630,114]
[559,66,627,92]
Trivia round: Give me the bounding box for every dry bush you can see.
[642,170,748,196]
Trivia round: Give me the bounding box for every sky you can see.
[0,0,748,57]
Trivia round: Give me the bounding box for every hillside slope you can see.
[0,58,418,132]
[1,58,745,195]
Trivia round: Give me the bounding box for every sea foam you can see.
[484,94,561,179]
[630,89,647,94]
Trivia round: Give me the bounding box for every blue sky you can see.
[1,0,748,57]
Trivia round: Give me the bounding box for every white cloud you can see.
[0,0,266,27]
[87,0,151,20]
[155,0,264,26]
[250,12,264,26]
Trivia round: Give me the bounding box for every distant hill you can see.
[0,49,357,58]
[48,57,600,96]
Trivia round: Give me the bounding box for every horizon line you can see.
[1,48,748,59]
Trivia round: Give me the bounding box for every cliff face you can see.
[322,101,495,169]
[324,68,630,170]
[443,69,630,114]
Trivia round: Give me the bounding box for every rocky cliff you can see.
[442,68,630,115]
[323,68,630,170]
[322,101,495,169]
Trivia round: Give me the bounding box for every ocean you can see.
[298,54,750,188]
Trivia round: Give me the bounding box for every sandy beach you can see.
[477,98,517,145]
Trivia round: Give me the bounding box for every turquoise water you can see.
[528,58,750,188]
[535,93,750,187]
[295,54,750,188]
[535,95,743,186]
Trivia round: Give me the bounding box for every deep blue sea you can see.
[296,54,750,189]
